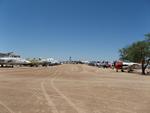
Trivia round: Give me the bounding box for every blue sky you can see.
[0,0,150,61]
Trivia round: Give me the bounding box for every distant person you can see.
[115,61,123,72]
[113,61,116,69]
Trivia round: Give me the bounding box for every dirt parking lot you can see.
[0,64,150,113]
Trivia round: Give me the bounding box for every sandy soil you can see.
[0,64,150,113]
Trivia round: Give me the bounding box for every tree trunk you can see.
[141,60,146,75]
[143,59,150,75]
[142,65,145,75]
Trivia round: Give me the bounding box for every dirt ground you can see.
[0,64,150,113]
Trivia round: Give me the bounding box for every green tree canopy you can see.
[145,33,150,42]
[119,34,150,75]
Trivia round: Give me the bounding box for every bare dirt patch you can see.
[0,64,150,113]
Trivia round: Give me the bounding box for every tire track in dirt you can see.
[52,65,137,113]
[0,101,14,113]
[50,65,86,113]
[41,67,59,113]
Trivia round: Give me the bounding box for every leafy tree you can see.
[119,34,150,75]
[145,33,150,42]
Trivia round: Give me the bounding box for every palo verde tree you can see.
[119,33,150,75]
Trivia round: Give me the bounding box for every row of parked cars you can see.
[88,61,112,68]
